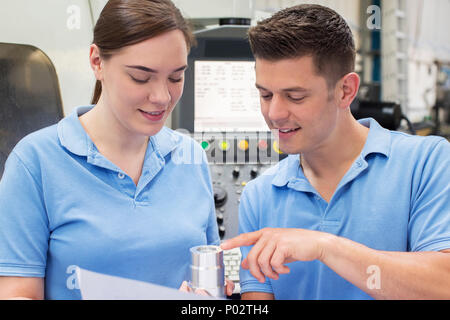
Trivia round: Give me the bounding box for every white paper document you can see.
[76,268,218,300]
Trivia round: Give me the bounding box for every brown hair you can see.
[248,4,355,89]
[90,0,195,104]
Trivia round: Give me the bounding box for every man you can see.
[221,4,450,300]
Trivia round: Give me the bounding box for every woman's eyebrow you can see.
[125,64,187,73]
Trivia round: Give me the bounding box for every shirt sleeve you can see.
[0,151,49,277]
[238,184,274,295]
[408,138,450,252]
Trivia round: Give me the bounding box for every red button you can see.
[257,139,268,150]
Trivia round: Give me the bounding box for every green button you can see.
[201,141,210,150]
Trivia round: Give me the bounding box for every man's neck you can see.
[300,116,369,179]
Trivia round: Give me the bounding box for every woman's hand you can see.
[179,279,235,297]
[224,279,235,296]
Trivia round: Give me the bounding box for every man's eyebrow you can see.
[125,65,188,73]
[283,87,309,93]
[255,83,269,91]
[255,83,309,93]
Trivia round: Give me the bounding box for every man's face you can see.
[255,56,340,155]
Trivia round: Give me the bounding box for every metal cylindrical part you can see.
[190,245,225,298]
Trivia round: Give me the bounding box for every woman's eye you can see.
[130,76,149,84]
[169,77,183,83]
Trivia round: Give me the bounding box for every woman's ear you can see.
[337,72,360,110]
[89,44,104,81]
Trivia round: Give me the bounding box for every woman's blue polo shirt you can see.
[238,118,450,299]
[0,106,220,299]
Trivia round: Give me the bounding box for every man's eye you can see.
[260,94,272,100]
[289,96,306,102]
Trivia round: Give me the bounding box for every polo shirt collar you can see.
[150,125,181,159]
[358,118,391,159]
[57,105,179,160]
[271,155,301,187]
[271,118,391,188]
[57,106,92,156]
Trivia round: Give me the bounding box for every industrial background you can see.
[1,0,449,135]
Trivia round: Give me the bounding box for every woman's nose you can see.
[148,81,171,107]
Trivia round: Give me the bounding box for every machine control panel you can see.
[192,132,287,240]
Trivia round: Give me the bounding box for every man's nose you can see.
[267,95,289,124]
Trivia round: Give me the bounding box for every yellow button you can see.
[238,140,249,151]
[219,140,230,151]
[273,140,283,154]
[241,181,247,186]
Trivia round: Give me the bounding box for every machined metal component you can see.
[189,245,225,298]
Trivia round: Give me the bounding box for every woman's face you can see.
[92,29,188,137]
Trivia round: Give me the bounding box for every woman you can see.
[0,0,228,299]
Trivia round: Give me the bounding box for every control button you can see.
[213,186,227,207]
[257,139,268,150]
[216,213,224,224]
[200,141,210,151]
[218,140,230,152]
[238,140,249,151]
[250,167,258,179]
[273,140,283,154]
[118,173,125,179]
[218,225,226,238]
[232,166,240,178]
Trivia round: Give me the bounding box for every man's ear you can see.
[336,72,360,109]
[89,44,104,81]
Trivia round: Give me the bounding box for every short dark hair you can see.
[248,4,356,88]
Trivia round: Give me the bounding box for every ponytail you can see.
[91,80,102,105]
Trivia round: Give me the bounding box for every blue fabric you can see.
[238,118,450,299]
[0,106,219,299]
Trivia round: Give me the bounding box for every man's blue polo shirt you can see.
[238,118,450,300]
[0,106,220,299]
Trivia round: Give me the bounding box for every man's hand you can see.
[220,228,333,283]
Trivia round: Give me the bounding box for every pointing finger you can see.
[220,230,263,250]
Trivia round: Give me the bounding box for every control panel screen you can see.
[194,60,268,132]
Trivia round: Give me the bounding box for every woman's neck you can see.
[79,98,149,156]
